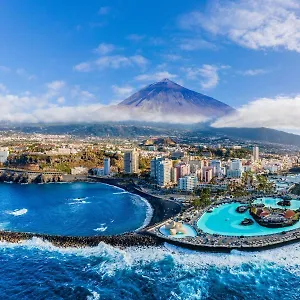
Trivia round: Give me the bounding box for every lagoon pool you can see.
[253,197,300,210]
[197,198,300,237]
[159,224,197,238]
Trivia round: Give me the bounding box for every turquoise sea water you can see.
[0,182,151,236]
[197,198,300,236]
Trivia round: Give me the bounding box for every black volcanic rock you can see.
[118,79,234,117]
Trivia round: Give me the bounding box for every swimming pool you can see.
[159,224,197,238]
[197,198,300,236]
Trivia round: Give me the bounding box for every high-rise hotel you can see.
[124,148,139,174]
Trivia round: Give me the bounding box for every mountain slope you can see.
[118,78,234,118]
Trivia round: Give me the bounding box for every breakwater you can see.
[0,230,163,248]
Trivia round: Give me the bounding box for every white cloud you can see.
[179,38,216,51]
[0,83,7,92]
[112,85,134,98]
[212,94,300,132]
[0,90,209,124]
[71,85,96,101]
[57,97,65,104]
[94,43,115,55]
[95,55,148,69]
[135,71,178,82]
[239,69,268,76]
[184,64,225,90]
[47,80,66,91]
[73,62,92,72]
[98,6,110,15]
[179,0,300,52]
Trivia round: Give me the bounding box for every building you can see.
[253,146,259,162]
[151,157,175,187]
[189,160,202,173]
[71,167,88,175]
[104,157,110,175]
[227,159,244,178]
[175,163,190,180]
[150,157,164,178]
[0,147,9,163]
[124,149,139,174]
[203,167,213,183]
[92,168,105,176]
[210,160,222,177]
[178,175,198,191]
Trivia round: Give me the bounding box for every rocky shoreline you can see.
[0,231,163,248]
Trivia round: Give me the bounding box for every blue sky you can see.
[0,0,300,131]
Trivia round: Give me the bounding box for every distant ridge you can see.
[118,78,234,118]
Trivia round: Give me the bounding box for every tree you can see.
[192,188,211,208]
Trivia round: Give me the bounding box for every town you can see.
[0,131,299,199]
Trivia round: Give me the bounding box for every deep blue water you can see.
[0,240,300,299]
[0,182,151,236]
[0,183,299,299]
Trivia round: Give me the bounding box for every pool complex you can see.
[159,224,197,238]
[197,198,300,237]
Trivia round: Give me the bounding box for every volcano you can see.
[118,78,234,118]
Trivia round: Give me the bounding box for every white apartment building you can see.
[178,175,198,191]
[150,157,178,187]
[0,147,9,163]
[227,159,244,178]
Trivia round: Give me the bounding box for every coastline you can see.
[1,177,300,252]
[0,177,181,249]
[89,176,182,227]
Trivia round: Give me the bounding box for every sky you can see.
[0,0,300,132]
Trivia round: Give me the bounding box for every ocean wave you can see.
[0,238,299,298]
[113,191,128,195]
[0,236,299,270]
[134,195,154,231]
[68,201,91,205]
[93,225,108,232]
[7,208,28,216]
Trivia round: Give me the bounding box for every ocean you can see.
[0,182,299,299]
[0,240,300,299]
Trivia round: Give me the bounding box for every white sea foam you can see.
[7,208,28,216]
[93,225,108,232]
[87,291,100,300]
[134,195,154,231]
[69,201,91,205]
[113,191,128,195]
[0,237,300,275]
[73,197,88,201]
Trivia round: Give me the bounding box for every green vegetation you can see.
[192,188,211,208]
[256,175,274,193]
[55,163,71,174]
[139,157,151,171]
[228,182,249,197]
[197,146,251,159]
